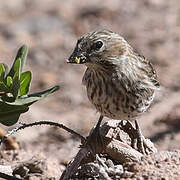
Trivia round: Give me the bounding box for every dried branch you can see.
[60,147,90,180]
[0,121,86,147]
[0,172,22,180]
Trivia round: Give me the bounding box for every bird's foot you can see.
[119,120,157,155]
[86,125,104,155]
[134,120,157,154]
[132,120,145,154]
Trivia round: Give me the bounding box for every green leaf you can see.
[9,85,60,106]
[6,76,13,87]
[3,63,9,76]
[9,58,21,99]
[0,82,9,92]
[0,64,5,81]
[8,45,28,77]
[11,72,20,100]
[13,58,21,73]
[0,100,29,126]
[1,97,15,103]
[0,113,21,126]
[20,71,32,96]
[16,45,28,73]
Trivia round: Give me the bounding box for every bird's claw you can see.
[119,120,156,155]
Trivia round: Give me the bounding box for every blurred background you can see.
[0,0,180,177]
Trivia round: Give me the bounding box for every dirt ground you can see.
[0,0,180,179]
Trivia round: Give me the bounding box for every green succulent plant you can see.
[0,45,59,126]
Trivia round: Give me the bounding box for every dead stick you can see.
[60,147,89,180]
[0,121,86,146]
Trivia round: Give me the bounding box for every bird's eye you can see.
[92,41,103,51]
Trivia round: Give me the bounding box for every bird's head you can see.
[67,30,129,69]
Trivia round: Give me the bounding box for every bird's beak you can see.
[67,56,82,64]
[67,47,86,64]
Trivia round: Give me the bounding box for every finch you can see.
[68,30,160,154]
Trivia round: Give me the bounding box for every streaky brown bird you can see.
[68,29,160,154]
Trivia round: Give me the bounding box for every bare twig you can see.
[0,172,22,180]
[60,147,90,180]
[0,121,86,147]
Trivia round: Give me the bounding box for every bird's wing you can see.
[138,54,160,90]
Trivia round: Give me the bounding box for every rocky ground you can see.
[0,0,180,179]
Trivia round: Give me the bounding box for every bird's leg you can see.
[85,115,104,155]
[120,120,155,154]
[134,120,146,154]
[133,120,157,154]
[94,115,104,132]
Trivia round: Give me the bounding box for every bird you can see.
[67,29,160,154]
